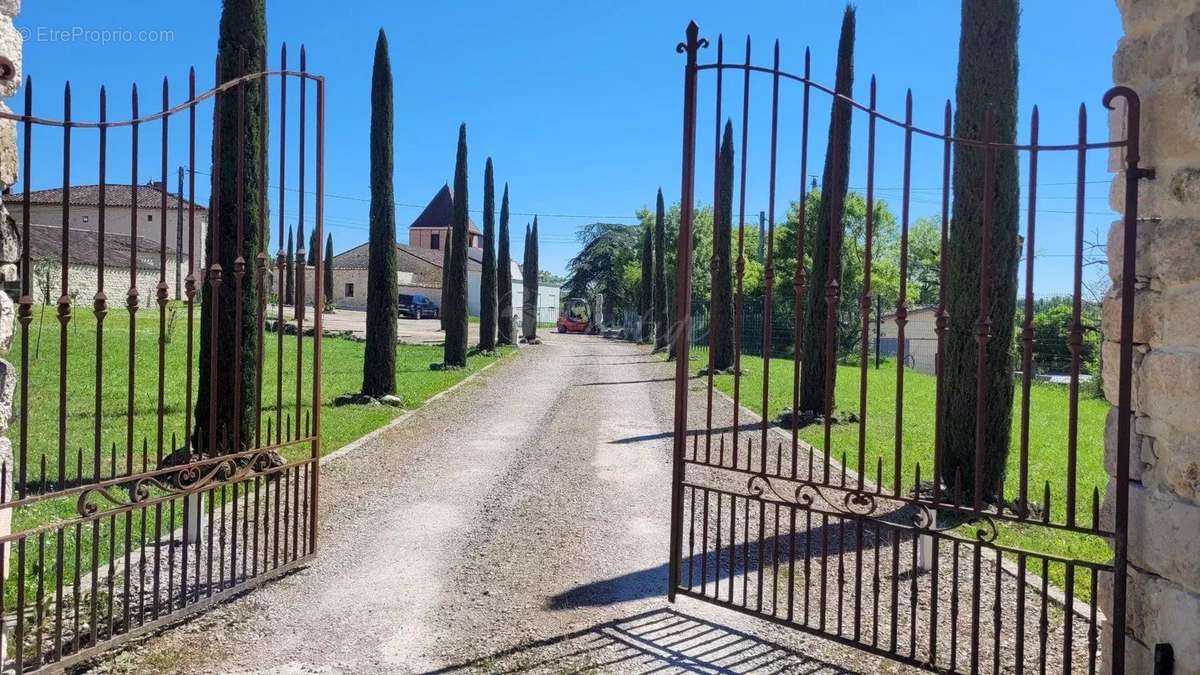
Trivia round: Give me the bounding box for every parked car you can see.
[399,293,439,319]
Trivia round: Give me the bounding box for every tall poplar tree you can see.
[284,226,294,305]
[710,120,735,371]
[193,0,268,457]
[940,0,1021,503]
[799,5,855,414]
[653,189,668,351]
[362,28,398,396]
[497,184,514,345]
[443,124,470,367]
[479,157,497,351]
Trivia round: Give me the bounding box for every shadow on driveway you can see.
[424,607,864,674]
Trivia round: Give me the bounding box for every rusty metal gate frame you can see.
[667,21,1149,674]
[0,45,325,672]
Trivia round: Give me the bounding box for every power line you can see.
[187,168,640,222]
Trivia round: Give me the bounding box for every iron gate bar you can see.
[669,22,1145,675]
[0,52,325,672]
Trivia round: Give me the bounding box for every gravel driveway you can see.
[93,334,907,674]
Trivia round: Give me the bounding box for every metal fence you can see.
[667,21,1147,674]
[0,46,325,671]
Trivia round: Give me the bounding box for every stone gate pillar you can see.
[1103,0,1200,672]
[0,0,18,663]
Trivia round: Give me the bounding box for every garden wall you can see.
[1102,0,1200,672]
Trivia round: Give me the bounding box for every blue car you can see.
[399,293,439,319]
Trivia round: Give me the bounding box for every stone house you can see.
[23,222,186,309]
[10,182,209,300]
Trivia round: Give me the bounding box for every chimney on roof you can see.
[149,180,167,193]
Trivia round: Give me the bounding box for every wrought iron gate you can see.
[0,46,325,671]
[667,22,1148,674]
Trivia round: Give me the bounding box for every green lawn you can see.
[693,353,1109,600]
[8,303,513,607]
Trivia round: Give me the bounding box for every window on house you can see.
[82,215,90,223]
[345,283,354,297]
[147,214,153,222]
[430,232,440,250]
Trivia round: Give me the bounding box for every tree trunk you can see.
[479,158,497,351]
[362,29,398,396]
[443,124,470,367]
[710,120,735,371]
[193,0,267,456]
[799,6,855,414]
[497,184,514,345]
[940,0,1021,504]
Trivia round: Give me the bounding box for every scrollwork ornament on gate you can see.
[76,450,281,518]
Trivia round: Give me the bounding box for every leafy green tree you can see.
[323,233,334,306]
[479,157,497,351]
[941,0,1021,503]
[564,222,640,323]
[193,0,268,456]
[443,124,470,367]
[1032,297,1099,376]
[638,221,653,340]
[362,28,398,396]
[497,185,514,344]
[799,4,856,414]
[284,226,294,305]
[522,218,540,340]
[653,189,667,350]
[710,120,735,371]
[907,217,942,306]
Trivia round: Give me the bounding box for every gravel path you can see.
[90,334,912,674]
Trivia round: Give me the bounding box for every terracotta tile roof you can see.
[10,182,208,212]
[408,184,480,234]
[27,222,182,269]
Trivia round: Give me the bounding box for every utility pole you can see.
[757,211,765,262]
[176,166,184,300]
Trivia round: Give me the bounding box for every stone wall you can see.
[1103,0,1200,672]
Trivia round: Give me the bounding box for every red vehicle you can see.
[556,298,592,334]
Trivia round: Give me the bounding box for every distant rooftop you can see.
[10,181,208,212]
[408,184,480,235]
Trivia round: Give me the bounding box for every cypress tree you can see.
[362,28,398,396]
[193,0,268,457]
[284,226,294,305]
[443,123,470,367]
[308,229,316,267]
[496,184,514,345]
[440,227,452,331]
[323,233,334,307]
[479,157,497,351]
[941,0,1021,503]
[653,189,668,351]
[710,120,736,371]
[799,5,855,414]
[638,222,653,342]
[522,219,539,340]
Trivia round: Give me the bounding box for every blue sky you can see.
[16,1,1123,294]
